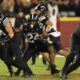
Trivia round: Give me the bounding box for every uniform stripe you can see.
[60,17,80,21]
[3,17,9,25]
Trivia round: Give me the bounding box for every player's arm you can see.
[45,19,53,27]
[43,19,53,37]
[40,16,53,31]
[45,19,53,31]
[3,17,14,39]
[30,4,41,14]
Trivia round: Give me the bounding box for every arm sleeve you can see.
[3,17,10,25]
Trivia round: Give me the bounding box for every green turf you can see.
[0,57,80,80]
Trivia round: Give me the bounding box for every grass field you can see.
[0,57,80,80]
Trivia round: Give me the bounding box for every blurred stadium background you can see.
[1,0,80,48]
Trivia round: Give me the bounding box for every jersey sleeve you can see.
[3,16,10,25]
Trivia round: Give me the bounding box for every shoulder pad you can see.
[39,16,46,22]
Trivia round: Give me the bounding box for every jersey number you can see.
[27,33,39,43]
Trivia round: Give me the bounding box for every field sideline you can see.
[0,57,80,80]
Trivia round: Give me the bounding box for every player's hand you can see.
[42,30,48,38]
[0,40,5,46]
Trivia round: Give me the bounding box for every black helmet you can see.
[0,0,3,4]
[37,4,47,12]
[29,14,38,21]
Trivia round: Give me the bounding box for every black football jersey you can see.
[23,22,43,43]
[38,15,55,33]
[14,17,26,29]
[0,12,9,39]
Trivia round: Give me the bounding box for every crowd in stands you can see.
[0,0,80,17]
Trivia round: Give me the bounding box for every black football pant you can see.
[31,53,36,64]
[9,32,33,75]
[65,54,80,75]
[16,43,37,73]
[62,34,80,74]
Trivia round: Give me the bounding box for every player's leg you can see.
[60,54,80,79]
[42,52,55,65]
[15,44,36,76]
[66,55,80,75]
[36,36,59,74]
[60,34,78,78]
[10,36,34,77]
[42,45,59,74]
[44,36,60,74]
[42,55,47,65]
[53,36,69,57]
[6,64,15,77]
[47,45,60,74]
[0,43,15,77]
[60,50,76,76]
[31,52,36,65]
